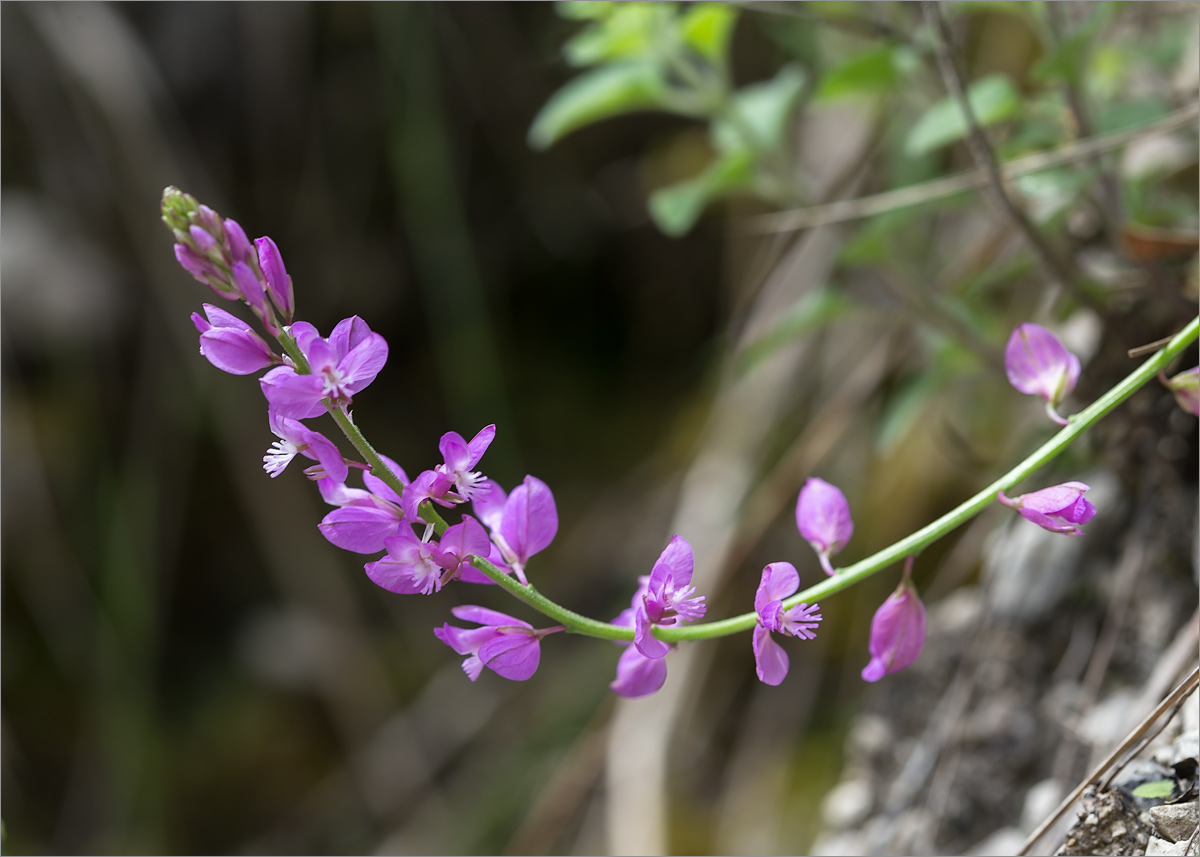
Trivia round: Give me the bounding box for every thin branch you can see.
[751,104,1199,234]
[1017,666,1200,856]
[922,1,1095,309]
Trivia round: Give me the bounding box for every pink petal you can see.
[466,425,496,468]
[478,634,541,681]
[329,316,375,360]
[318,506,402,553]
[363,454,408,503]
[1004,323,1080,406]
[501,476,558,564]
[610,645,668,698]
[651,534,694,587]
[633,608,670,659]
[472,479,508,532]
[199,328,276,375]
[260,367,326,419]
[753,624,790,686]
[450,605,531,629]
[339,333,389,395]
[796,478,853,556]
[438,432,471,473]
[754,562,800,616]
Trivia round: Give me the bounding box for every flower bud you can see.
[997,481,1096,536]
[862,579,925,682]
[1162,366,1199,416]
[255,236,295,322]
[1005,323,1080,425]
[796,477,853,576]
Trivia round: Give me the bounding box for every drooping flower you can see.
[364,515,491,596]
[259,317,389,419]
[631,535,706,659]
[401,425,496,519]
[862,567,926,682]
[471,476,558,585]
[609,583,670,698]
[752,562,823,686]
[262,406,348,482]
[317,455,409,554]
[434,605,564,682]
[796,477,854,576]
[191,303,279,375]
[1004,323,1081,426]
[997,481,1096,536]
[1161,366,1199,416]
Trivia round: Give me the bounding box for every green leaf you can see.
[713,64,806,155]
[680,4,738,64]
[529,62,667,150]
[1132,780,1175,800]
[648,150,753,237]
[904,74,1022,157]
[555,1,614,21]
[735,288,855,374]
[562,3,674,67]
[816,47,913,102]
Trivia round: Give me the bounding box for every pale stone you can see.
[1149,802,1199,843]
[1145,835,1190,856]
[821,779,874,831]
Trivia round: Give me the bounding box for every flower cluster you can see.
[168,185,1147,703]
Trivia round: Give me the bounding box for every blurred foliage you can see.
[2,2,1197,855]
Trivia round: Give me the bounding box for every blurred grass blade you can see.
[905,73,1021,157]
[735,288,854,374]
[529,61,667,150]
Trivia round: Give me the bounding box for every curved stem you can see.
[658,315,1198,642]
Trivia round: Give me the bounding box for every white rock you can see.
[1146,835,1190,856]
[1149,802,1199,843]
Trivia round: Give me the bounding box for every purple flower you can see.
[609,587,670,698]
[255,236,294,323]
[471,476,558,585]
[262,406,348,482]
[862,578,926,682]
[364,516,491,596]
[401,425,496,518]
[317,455,409,554]
[796,477,853,576]
[1005,323,1081,426]
[260,317,389,419]
[434,605,563,682]
[1161,366,1199,416]
[997,481,1096,536]
[752,562,823,686]
[191,304,279,375]
[631,535,706,659]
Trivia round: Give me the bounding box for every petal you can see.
[865,585,926,678]
[478,633,541,681]
[231,261,267,315]
[1020,482,1090,515]
[633,608,670,659]
[753,624,790,686]
[610,645,668,698]
[318,505,402,553]
[434,623,501,656]
[1004,323,1080,406]
[339,332,389,395]
[438,432,472,473]
[400,470,440,521]
[329,316,375,360]
[466,424,496,468]
[500,476,559,564]
[318,478,374,508]
[298,428,348,483]
[472,479,508,532]
[861,656,887,682]
[796,478,854,555]
[222,218,256,267]
[199,328,276,375]
[450,605,531,629]
[1019,507,1083,535]
[260,366,326,419]
[754,562,800,616]
[364,555,438,595]
[254,236,293,318]
[651,534,695,587]
[439,516,492,564]
[201,303,252,331]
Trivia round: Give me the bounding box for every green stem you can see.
[658,315,1198,642]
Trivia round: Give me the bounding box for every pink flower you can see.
[401,425,496,519]
[997,481,1096,536]
[471,476,558,585]
[752,562,823,686]
[796,478,853,576]
[862,577,925,682]
[317,455,409,554]
[632,535,706,659]
[254,236,294,323]
[191,304,278,375]
[262,406,348,483]
[364,516,490,596]
[1004,323,1081,426]
[260,317,388,419]
[434,605,563,682]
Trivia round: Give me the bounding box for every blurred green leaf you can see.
[1096,98,1170,134]
[817,46,917,101]
[555,0,614,21]
[528,62,667,150]
[1015,166,1094,226]
[1132,780,1175,800]
[648,149,753,236]
[680,3,738,64]
[735,288,855,373]
[905,74,1022,157]
[562,3,674,67]
[713,64,806,155]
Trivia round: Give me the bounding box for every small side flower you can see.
[862,568,926,682]
[752,562,822,686]
[796,477,853,576]
[1004,323,1081,426]
[997,481,1096,536]
[434,605,563,682]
